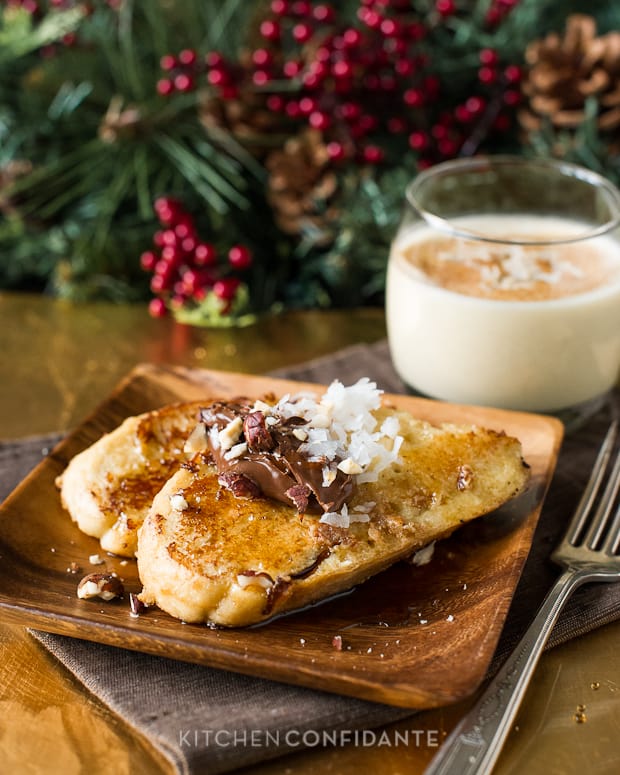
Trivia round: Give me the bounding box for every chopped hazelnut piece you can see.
[183,423,209,455]
[243,411,274,452]
[337,458,363,475]
[77,573,124,601]
[218,416,243,451]
[332,634,343,651]
[218,471,260,499]
[129,592,147,616]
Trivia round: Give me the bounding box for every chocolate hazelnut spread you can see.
[199,401,355,513]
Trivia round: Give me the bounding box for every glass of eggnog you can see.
[386,156,620,421]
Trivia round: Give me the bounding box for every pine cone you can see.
[265,129,340,245]
[98,96,143,144]
[519,14,620,133]
[199,89,292,158]
[0,160,33,217]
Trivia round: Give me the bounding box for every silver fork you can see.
[424,419,620,775]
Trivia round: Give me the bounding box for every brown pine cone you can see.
[98,96,143,144]
[0,160,33,217]
[519,14,620,133]
[199,89,293,159]
[265,129,340,244]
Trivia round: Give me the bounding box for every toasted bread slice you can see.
[56,402,203,557]
[137,406,529,627]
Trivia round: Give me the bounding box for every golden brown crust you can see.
[56,402,204,557]
[137,408,530,627]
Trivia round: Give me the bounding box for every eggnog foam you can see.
[397,214,620,302]
[386,214,620,412]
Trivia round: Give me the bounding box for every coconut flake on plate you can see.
[411,542,435,567]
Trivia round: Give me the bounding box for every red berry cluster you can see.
[156,48,202,96]
[155,0,522,168]
[448,48,522,145]
[203,0,437,165]
[140,197,252,318]
[145,1,526,319]
[434,0,456,17]
[485,0,520,28]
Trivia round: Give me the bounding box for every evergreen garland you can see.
[0,0,619,324]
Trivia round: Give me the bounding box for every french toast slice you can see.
[137,405,529,627]
[56,402,204,557]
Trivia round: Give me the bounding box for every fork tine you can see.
[602,502,620,554]
[564,419,618,547]
[583,446,620,549]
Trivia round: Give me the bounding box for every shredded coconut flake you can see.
[322,465,337,487]
[281,378,402,482]
[320,513,349,528]
[256,378,403,529]
[352,501,376,513]
[320,504,350,528]
[169,492,189,512]
[411,542,435,567]
[380,416,400,438]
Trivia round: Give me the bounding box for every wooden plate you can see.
[0,365,563,709]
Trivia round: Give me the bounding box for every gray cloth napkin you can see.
[3,340,620,775]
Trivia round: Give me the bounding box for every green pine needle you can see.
[1,0,619,316]
[0,6,85,63]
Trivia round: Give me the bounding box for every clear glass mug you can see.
[386,156,620,422]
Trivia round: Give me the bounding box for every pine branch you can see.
[0,6,85,63]
[154,131,250,212]
[1,0,619,318]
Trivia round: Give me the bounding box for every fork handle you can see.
[424,567,589,775]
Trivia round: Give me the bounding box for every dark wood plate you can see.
[0,365,563,709]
